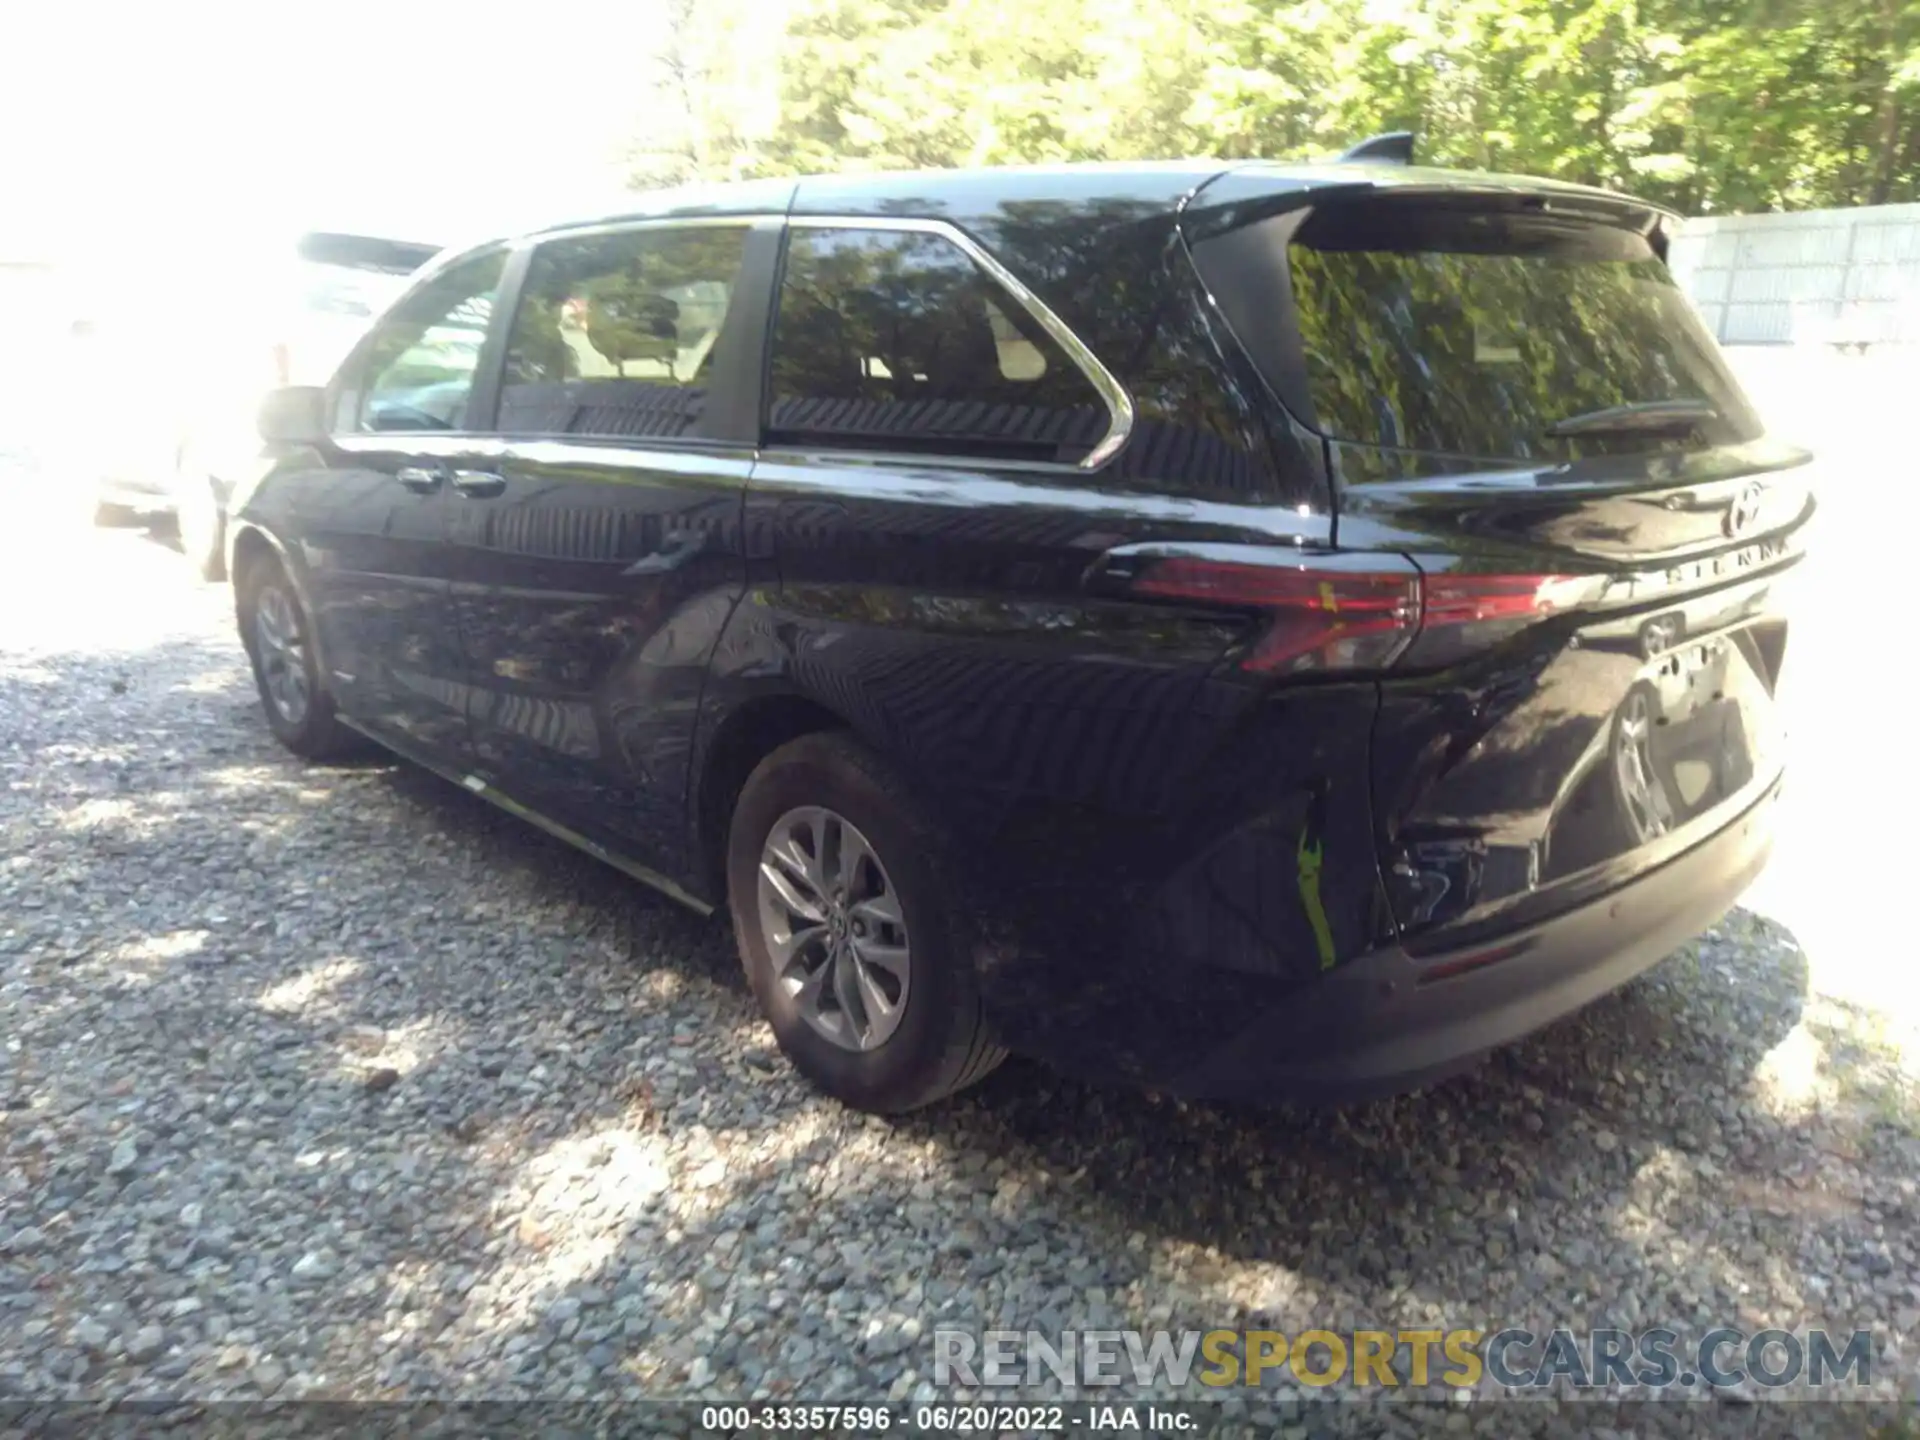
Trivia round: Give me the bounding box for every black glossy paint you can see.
[1354,448,1809,948]
[230,160,1799,1101]
[448,437,753,874]
[296,433,476,755]
[719,454,1370,1086]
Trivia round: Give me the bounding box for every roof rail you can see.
[1338,131,1415,165]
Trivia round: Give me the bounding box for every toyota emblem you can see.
[1724,481,1766,538]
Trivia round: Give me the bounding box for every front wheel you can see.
[237,556,357,760]
[727,732,1005,1113]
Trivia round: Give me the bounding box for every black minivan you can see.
[228,150,1808,1113]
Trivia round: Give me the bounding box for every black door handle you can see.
[395,464,444,493]
[451,469,507,499]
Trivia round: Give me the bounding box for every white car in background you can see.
[73,230,441,578]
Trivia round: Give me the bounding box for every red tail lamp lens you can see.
[1422,573,1586,625]
[1131,558,1588,674]
[1131,559,1421,674]
[1406,572,1588,668]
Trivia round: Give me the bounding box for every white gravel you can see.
[0,451,1915,1426]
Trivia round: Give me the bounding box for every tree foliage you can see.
[643,0,1920,212]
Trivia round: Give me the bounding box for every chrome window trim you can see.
[491,219,765,444]
[513,214,768,246]
[783,215,1136,470]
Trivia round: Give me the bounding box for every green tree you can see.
[649,0,1920,213]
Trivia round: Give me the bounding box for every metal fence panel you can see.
[1673,203,1920,346]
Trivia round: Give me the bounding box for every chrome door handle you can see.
[395,465,444,493]
[451,469,506,499]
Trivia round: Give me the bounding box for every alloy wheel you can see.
[252,583,311,727]
[756,805,911,1051]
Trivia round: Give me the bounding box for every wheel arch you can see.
[227,519,279,583]
[691,691,849,901]
[228,523,331,679]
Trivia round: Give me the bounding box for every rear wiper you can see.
[1545,398,1719,438]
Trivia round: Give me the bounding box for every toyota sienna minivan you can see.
[224,143,1807,1113]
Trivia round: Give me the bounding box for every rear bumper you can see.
[1168,772,1781,1103]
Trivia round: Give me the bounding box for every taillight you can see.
[1130,558,1420,674]
[271,342,292,386]
[1403,571,1594,668]
[1111,548,1596,674]
[1421,573,1589,624]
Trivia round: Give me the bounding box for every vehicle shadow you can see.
[926,916,1815,1282]
[371,760,742,996]
[7,626,1905,1408]
[252,737,1866,1333]
[345,751,1863,1367]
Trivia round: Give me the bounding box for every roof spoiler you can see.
[1338,131,1415,165]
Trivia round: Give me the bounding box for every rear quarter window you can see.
[766,225,1114,464]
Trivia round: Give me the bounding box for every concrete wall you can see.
[1671,204,1920,347]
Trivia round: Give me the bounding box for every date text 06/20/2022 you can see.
[700,1404,1195,1432]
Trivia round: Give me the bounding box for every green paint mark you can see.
[1297,822,1337,971]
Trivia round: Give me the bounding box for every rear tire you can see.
[237,555,357,760]
[727,731,1005,1113]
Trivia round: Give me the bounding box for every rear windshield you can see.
[1286,201,1760,460]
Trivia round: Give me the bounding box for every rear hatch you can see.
[1185,178,1810,946]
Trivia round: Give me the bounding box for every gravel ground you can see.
[1,395,1917,1431]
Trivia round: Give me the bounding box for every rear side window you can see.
[767,226,1111,463]
[500,225,749,441]
[1284,202,1761,461]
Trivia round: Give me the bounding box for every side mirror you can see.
[257,385,327,445]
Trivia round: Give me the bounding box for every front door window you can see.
[352,251,507,433]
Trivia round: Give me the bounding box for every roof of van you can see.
[515,160,1673,239]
